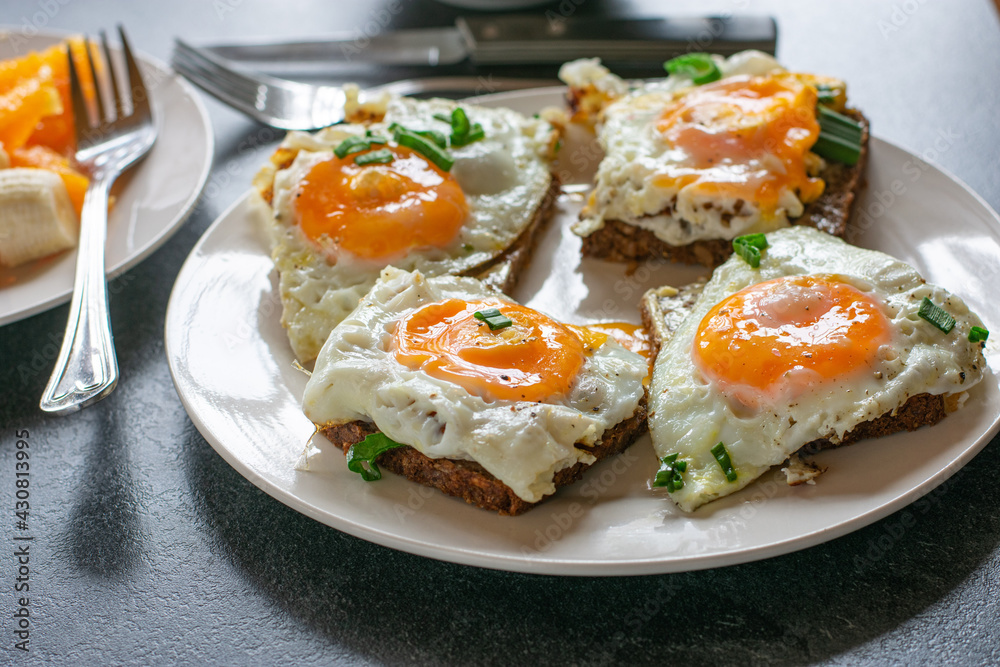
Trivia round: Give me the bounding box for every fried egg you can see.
[302,267,648,503]
[256,95,556,362]
[648,226,988,511]
[570,51,847,245]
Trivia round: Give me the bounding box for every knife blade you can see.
[202,15,777,70]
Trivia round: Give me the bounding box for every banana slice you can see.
[0,168,80,268]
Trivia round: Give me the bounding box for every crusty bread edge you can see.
[318,394,647,516]
[580,110,870,268]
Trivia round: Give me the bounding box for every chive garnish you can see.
[393,127,455,171]
[815,83,837,105]
[664,53,721,85]
[653,453,687,492]
[451,122,485,147]
[918,297,956,334]
[347,432,407,481]
[710,442,738,482]
[415,129,448,148]
[354,148,394,166]
[334,135,371,159]
[451,107,471,137]
[732,233,769,268]
[473,307,513,331]
[813,106,863,166]
[969,326,990,343]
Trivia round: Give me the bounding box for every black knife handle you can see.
[458,15,777,66]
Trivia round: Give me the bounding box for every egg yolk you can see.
[293,143,468,261]
[692,275,891,409]
[393,299,590,403]
[654,73,825,216]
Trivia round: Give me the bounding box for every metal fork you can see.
[40,27,157,414]
[171,38,553,131]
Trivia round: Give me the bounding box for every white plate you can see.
[166,88,1000,576]
[0,29,213,326]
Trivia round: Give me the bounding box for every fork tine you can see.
[174,40,266,97]
[100,30,125,120]
[172,55,262,107]
[83,38,107,125]
[119,26,151,119]
[66,45,93,142]
[172,44,274,118]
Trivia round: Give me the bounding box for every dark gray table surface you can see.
[2,1,1000,664]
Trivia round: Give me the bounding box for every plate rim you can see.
[165,91,1000,575]
[0,27,215,327]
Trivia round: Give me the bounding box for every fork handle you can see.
[39,177,119,414]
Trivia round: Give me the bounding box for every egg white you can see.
[648,226,988,511]
[302,267,648,504]
[261,95,556,362]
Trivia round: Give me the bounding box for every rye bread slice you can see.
[581,110,870,268]
[318,394,647,516]
[639,281,947,481]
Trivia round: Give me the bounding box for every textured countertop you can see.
[2,0,1000,664]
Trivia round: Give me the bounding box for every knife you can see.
[202,15,777,72]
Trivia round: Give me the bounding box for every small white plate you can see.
[0,29,213,326]
[166,88,1000,576]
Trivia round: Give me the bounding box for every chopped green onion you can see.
[813,106,863,166]
[334,135,371,159]
[732,233,769,268]
[969,326,990,343]
[451,123,485,147]
[473,307,513,331]
[393,127,454,171]
[818,106,863,141]
[366,134,387,145]
[653,453,687,492]
[347,432,406,481]
[812,134,861,166]
[710,442,738,482]
[664,53,721,85]
[815,83,837,105]
[415,129,448,148]
[354,148,394,166]
[451,107,471,137]
[433,112,452,124]
[918,297,956,334]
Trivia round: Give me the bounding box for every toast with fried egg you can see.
[639,226,986,511]
[254,93,560,363]
[561,52,869,267]
[303,268,650,516]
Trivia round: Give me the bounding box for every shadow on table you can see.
[181,427,1000,666]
